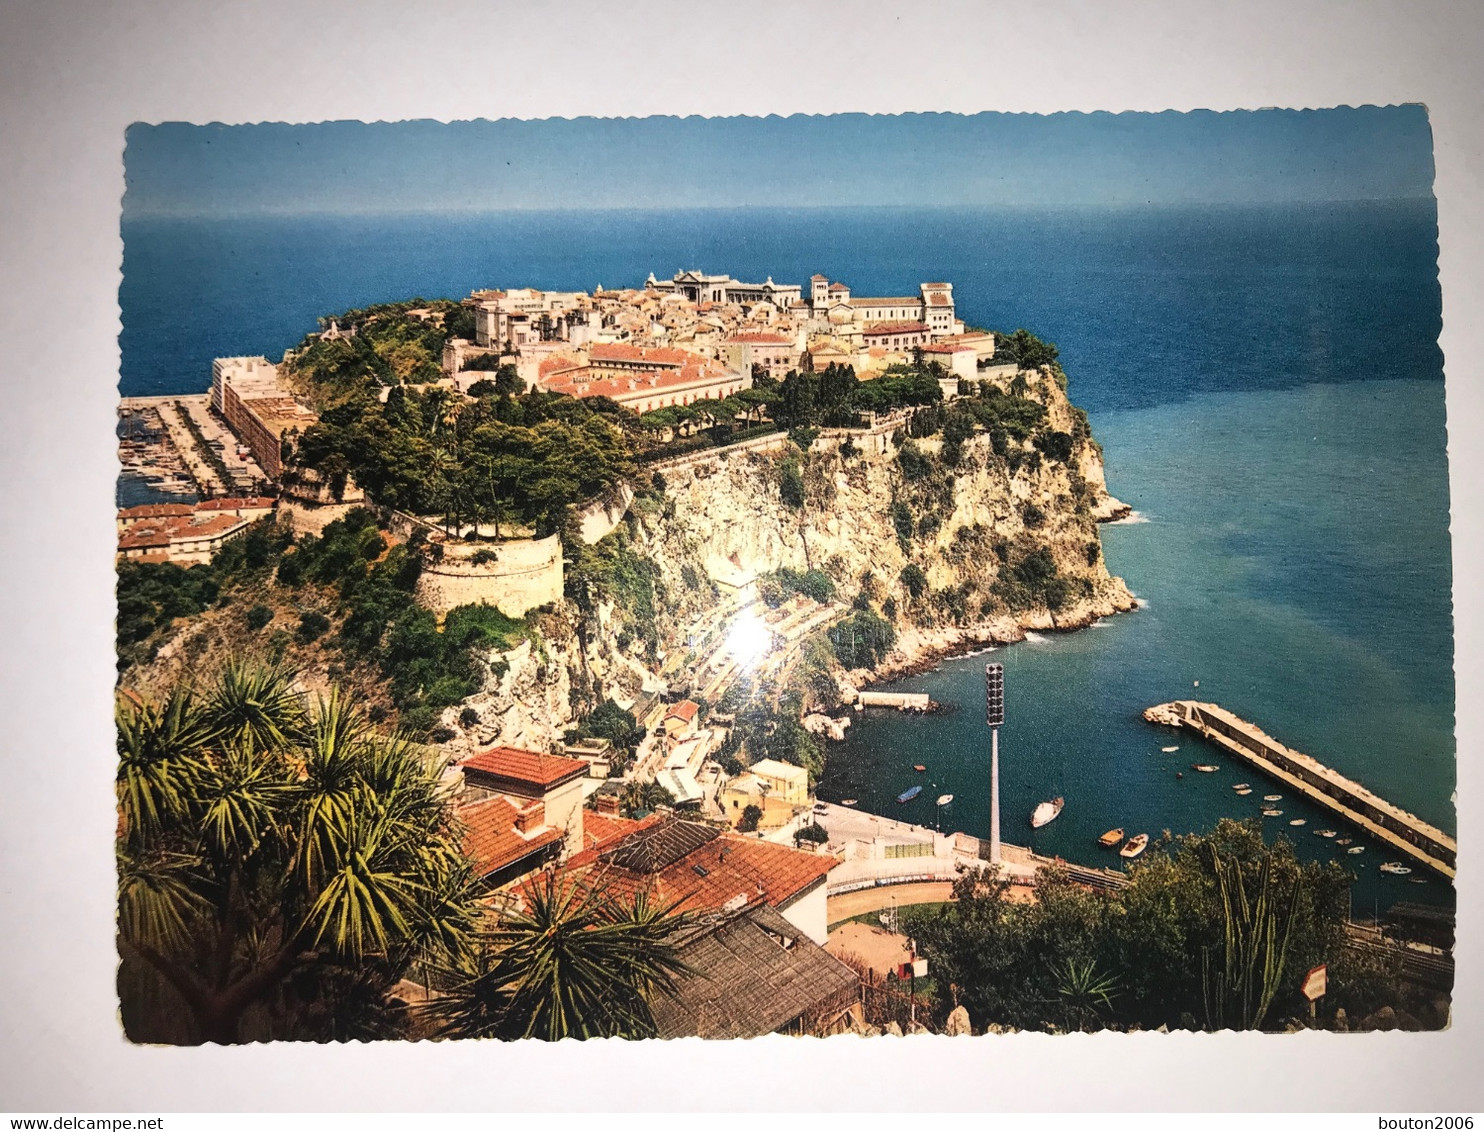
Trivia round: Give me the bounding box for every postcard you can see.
[114,109,1454,1043]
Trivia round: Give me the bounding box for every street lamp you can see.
[985,662,1004,866]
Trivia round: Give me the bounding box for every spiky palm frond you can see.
[303,811,423,961]
[115,684,216,841]
[195,740,290,866]
[117,847,208,953]
[1051,956,1120,1031]
[430,869,691,1041]
[206,660,304,750]
[293,689,369,889]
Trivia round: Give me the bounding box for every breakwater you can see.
[1146,701,1456,879]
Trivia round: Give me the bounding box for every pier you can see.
[1146,701,1456,879]
[855,691,932,711]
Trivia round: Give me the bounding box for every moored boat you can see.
[896,785,922,804]
[1161,746,1179,753]
[1289,818,1307,826]
[1347,845,1365,854]
[913,765,926,772]
[1030,797,1065,828]
[936,793,954,807]
[1098,827,1125,848]
[1192,764,1219,773]
[1232,783,1251,791]
[1379,861,1413,876]
[1120,833,1149,859]
[841,799,858,806]
[1235,788,1253,796]
[1264,794,1283,802]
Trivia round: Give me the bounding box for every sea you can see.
[119,200,1454,912]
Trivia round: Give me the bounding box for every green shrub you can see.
[245,604,274,631]
[900,563,928,599]
[295,611,331,644]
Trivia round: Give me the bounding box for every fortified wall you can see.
[415,533,564,619]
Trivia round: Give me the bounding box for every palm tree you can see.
[116,664,481,1044]
[618,779,674,819]
[427,868,691,1041]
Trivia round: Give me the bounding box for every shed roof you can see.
[651,903,860,1039]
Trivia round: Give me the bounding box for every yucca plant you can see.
[1201,843,1301,1031]
[115,662,481,1044]
[428,867,692,1041]
[1051,956,1120,1032]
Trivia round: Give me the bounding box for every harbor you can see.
[1145,700,1457,879]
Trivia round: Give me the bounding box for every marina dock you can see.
[1146,700,1456,879]
[855,691,932,711]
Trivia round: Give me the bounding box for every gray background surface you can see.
[0,0,1480,1113]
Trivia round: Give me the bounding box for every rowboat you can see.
[913,765,927,772]
[896,785,922,804]
[1098,828,1125,848]
[1262,808,1283,817]
[1289,819,1307,827]
[936,793,954,807]
[841,799,858,806]
[1347,846,1365,855]
[1336,838,1352,846]
[1120,833,1149,859]
[1232,783,1251,791]
[1264,794,1283,802]
[1030,797,1065,828]
[1192,764,1219,773]
[1316,830,1337,838]
[1235,788,1253,796]
[1161,746,1179,753]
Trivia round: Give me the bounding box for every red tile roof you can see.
[810,274,829,282]
[118,503,193,520]
[920,342,976,353]
[529,818,836,917]
[195,496,276,512]
[665,700,700,724]
[545,360,739,404]
[589,343,698,367]
[580,811,660,852]
[725,333,792,345]
[862,321,928,336]
[461,746,589,791]
[456,794,564,879]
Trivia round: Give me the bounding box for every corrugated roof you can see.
[651,904,860,1039]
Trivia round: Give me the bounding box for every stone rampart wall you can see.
[414,533,564,618]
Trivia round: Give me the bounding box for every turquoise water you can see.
[818,378,1455,911]
[117,201,1454,908]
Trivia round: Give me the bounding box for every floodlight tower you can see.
[985,662,1004,866]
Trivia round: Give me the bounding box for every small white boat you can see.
[1262,809,1283,817]
[936,793,954,807]
[1235,787,1253,796]
[1191,764,1219,773]
[1347,846,1365,855]
[1264,794,1283,802]
[1337,837,1353,846]
[1289,818,1307,827]
[841,798,858,806]
[1161,746,1179,753]
[1120,833,1150,859]
[1232,783,1251,791]
[1379,862,1413,876]
[1031,797,1065,828]
[1317,830,1337,838]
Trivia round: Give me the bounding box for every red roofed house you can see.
[722,333,799,381]
[456,793,566,891]
[460,746,590,855]
[861,321,930,352]
[919,341,980,385]
[662,699,701,741]
[524,816,837,944]
[544,358,747,415]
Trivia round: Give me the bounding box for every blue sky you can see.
[124,107,1435,216]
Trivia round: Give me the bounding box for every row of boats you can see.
[1036,796,1149,859]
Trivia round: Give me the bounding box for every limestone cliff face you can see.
[448,372,1137,753]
